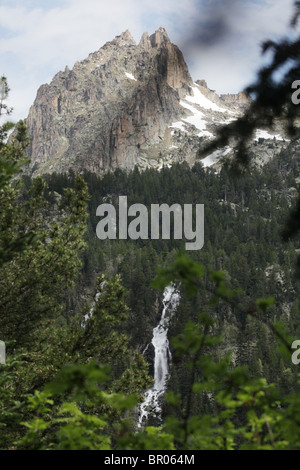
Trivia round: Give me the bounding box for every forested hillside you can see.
[18,141,300,425]
[1,120,300,448]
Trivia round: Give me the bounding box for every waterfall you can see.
[81,281,106,327]
[138,284,180,427]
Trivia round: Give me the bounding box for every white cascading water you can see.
[82,281,106,327]
[81,291,100,327]
[138,284,180,427]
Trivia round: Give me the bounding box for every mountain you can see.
[25,28,289,176]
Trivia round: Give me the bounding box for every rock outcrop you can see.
[220,91,250,111]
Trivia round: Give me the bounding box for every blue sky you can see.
[0,0,296,121]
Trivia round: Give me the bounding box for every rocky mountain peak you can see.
[150,27,170,48]
[111,29,136,47]
[23,27,287,177]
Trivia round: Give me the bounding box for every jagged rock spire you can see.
[139,32,152,51]
[150,27,170,48]
[111,29,136,46]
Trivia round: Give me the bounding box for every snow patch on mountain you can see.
[169,121,186,133]
[254,129,286,141]
[179,100,212,135]
[125,72,137,81]
[187,85,229,113]
[200,147,232,167]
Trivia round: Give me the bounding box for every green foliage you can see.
[18,362,116,450]
[8,254,299,450]
[0,116,34,265]
[152,254,204,296]
[2,155,299,449]
[152,256,300,450]
[0,355,24,448]
[0,173,88,346]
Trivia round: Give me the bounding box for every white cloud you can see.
[181,0,295,94]
[0,0,296,121]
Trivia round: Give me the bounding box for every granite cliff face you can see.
[25,28,289,176]
[26,28,192,174]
